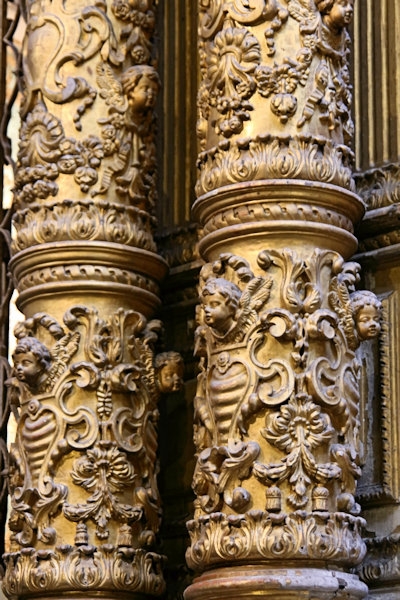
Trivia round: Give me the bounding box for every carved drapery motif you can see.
[3,307,183,597]
[187,248,380,574]
[196,0,355,196]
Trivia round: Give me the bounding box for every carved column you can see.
[185,2,377,599]
[2,1,176,599]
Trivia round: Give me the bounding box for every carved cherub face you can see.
[201,278,241,336]
[12,337,51,390]
[155,352,184,393]
[323,0,354,31]
[121,67,159,115]
[13,351,43,386]
[130,74,158,111]
[355,304,381,340]
[202,291,236,334]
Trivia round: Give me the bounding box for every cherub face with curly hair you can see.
[355,304,381,340]
[321,0,354,31]
[13,338,51,389]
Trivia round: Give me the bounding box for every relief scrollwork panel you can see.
[187,248,381,572]
[14,0,160,253]
[3,305,184,597]
[197,0,355,195]
[357,290,400,505]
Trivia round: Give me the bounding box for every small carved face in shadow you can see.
[355,304,381,340]
[351,291,382,341]
[12,337,51,390]
[155,351,184,393]
[121,66,160,115]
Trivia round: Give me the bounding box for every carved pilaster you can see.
[185,2,374,599]
[3,1,179,599]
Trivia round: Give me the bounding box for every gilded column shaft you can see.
[185,2,377,599]
[2,1,180,598]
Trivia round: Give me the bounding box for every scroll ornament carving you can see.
[355,163,400,211]
[15,0,159,233]
[12,200,157,253]
[3,308,183,596]
[187,249,381,570]
[195,135,355,196]
[197,0,355,193]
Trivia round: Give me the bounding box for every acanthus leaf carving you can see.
[190,248,381,555]
[192,441,260,514]
[63,441,142,539]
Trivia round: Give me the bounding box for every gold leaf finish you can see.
[3,0,182,599]
[187,1,376,599]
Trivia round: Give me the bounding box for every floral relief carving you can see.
[63,441,140,539]
[15,0,159,224]
[196,135,354,196]
[186,510,366,570]
[4,305,182,596]
[189,249,380,567]
[13,200,157,253]
[254,393,340,508]
[206,26,261,137]
[3,543,165,596]
[197,0,355,192]
[15,101,104,206]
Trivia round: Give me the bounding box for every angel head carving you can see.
[155,351,184,393]
[350,290,382,341]
[316,0,354,32]
[12,336,52,392]
[121,65,160,116]
[200,278,241,337]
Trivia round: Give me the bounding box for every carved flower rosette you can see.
[3,306,166,597]
[187,249,381,571]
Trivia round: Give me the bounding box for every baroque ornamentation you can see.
[358,534,400,586]
[197,0,355,194]
[4,306,182,597]
[3,543,165,597]
[16,0,159,221]
[16,266,159,296]
[186,509,366,570]
[196,135,355,196]
[12,200,157,253]
[189,249,380,569]
[355,163,400,211]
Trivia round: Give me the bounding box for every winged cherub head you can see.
[12,336,52,391]
[121,65,160,115]
[201,278,241,336]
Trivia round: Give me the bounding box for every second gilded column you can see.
[185,1,375,598]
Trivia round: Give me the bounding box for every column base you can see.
[184,566,368,600]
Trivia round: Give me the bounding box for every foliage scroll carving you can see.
[3,306,183,597]
[197,0,355,194]
[188,248,381,570]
